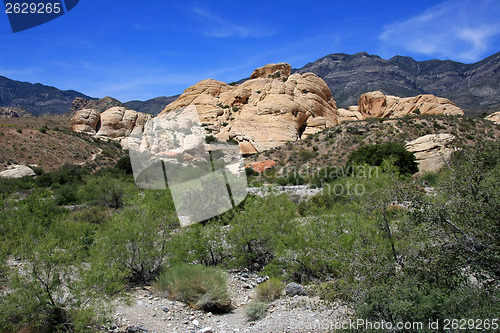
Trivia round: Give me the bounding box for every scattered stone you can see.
[199,327,213,333]
[285,282,306,296]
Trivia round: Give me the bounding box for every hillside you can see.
[246,115,500,175]
[296,51,500,116]
[0,115,126,172]
[0,75,93,116]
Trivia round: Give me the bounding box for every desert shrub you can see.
[227,195,298,270]
[245,301,267,321]
[310,165,340,188]
[55,183,80,205]
[347,142,418,175]
[298,149,316,161]
[245,166,258,177]
[254,277,284,302]
[35,164,90,188]
[154,263,232,313]
[93,191,177,284]
[275,170,306,186]
[205,135,218,144]
[116,155,133,174]
[0,221,124,332]
[169,221,228,266]
[0,176,34,195]
[78,176,131,209]
[70,206,112,225]
[420,171,439,186]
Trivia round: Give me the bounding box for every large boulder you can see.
[70,106,151,147]
[355,91,464,120]
[159,64,338,153]
[337,106,364,123]
[96,107,150,139]
[285,282,306,296]
[70,108,100,134]
[405,134,456,173]
[485,111,500,124]
[0,165,35,178]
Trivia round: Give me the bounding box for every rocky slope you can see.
[296,51,500,115]
[0,75,92,116]
[0,106,32,118]
[70,96,124,114]
[0,115,125,172]
[245,116,500,174]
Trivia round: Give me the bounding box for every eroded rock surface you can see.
[339,91,464,122]
[405,134,456,173]
[159,63,338,153]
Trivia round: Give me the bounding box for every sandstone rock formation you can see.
[485,111,500,124]
[360,91,464,118]
[159,63,338,154]
[405,134,456,173]
[250,63,292,79]
[97,107,150,139]
[70,109,101,134]
[338,91,464,122]
[337,106,363,122]
[70,106,151,145]
[0,165,35,178]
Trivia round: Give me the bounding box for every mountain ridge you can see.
[1,52,499,117]
[0,75,94,116]
[295,51,500,115]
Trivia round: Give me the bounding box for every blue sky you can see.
[1,0,499,102]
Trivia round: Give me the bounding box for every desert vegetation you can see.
[0,134,498,332]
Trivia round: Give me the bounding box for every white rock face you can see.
[0,165,36,178]
[405,134,456,173]
[485,111,500,124]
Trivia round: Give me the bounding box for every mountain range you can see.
[1,51,499,117]
[296,51,500,115]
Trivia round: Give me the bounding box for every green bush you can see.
[116,155,133,174]
[205,135,218,144]
[93,191,176,284]
[245,166,258,177]
[245,301,267,321]
[78,176,129,209]
[254,277,284,302]
[347,142,418,175]
[154,263,232,313]
[227,195,298,270]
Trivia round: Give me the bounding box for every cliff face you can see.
[296,51,500,115]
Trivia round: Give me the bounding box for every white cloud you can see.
[191,7,275,38]
[379,0,500,62]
